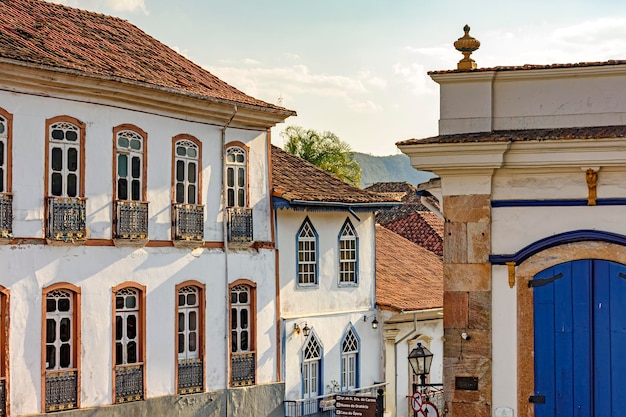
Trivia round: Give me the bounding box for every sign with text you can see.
[335,394,377,417]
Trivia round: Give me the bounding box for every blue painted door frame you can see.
[532,260,626,417]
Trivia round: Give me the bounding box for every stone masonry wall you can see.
[442,195,491,417]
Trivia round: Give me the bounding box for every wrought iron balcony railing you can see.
[114,200,149,243]
[0,194,12,241]
[45,369,78,412]
[227,207,253,243]
[173,204,204,246]
[178,358,204,394]
[46,197,86,243]
[231,352,255,387]
[115,363,144,403]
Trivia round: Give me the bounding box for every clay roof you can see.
[365,182,428,223]
[397,125,626,146]
[429,60,626,75]
[271,146,395,205]
[375,225,443,312]
[0,0,294,115]
[381,211,443,257]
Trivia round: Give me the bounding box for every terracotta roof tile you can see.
[375,225,443,312]
[380,211,443,256]
[271,146,394,204]
[0,0,294,114]
[397,125,626,146]
[428,60,626,75]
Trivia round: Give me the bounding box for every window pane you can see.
[0,123,3,134]
[131,180,140,201]
[178,294,185,307]
[130,139,141,150]
[58,298,70,312]
[237,189,245,207]
[176,146,186,156]
[65,130,78,141]
[178,334,185,353]
[187,185,196,205]
[176,161,185,182]
[189,332,197,352]
[116,342,123,365]
[187,293,196,306]
[47,298,57,312]
[127,341,137,363]
[131,156,140,178]
[178,312,185,332]
[116,316,123,340]
[188,163,196,183]
[231,292,238,304]
[67,174,77,197]
[175,183,184,204]
[116,296,125,309]
[117,178,128,200]
[59,318,70,342]
[189,311,197,331]
[238,168,245,187]
[239,292,248,304]
[187,148,197,158]
[51,147,63,171]
[127,315,137,339]
[227,189,234,207]
[46,346,56,369]
[0,168,4,193]
[125,295,136,309]
[67,148,78,172]
[51,129,64,140]
[236,154,244,163]
[232,331,237,352]
[241,331,248,351]
[118,155,128,178]
[227,153,235,163]
[231,308,237,329]
[46,319,56,343]
[227,168,234,187]
[60,343,71,368]
[240,309,248,329]
[0,141,4,166]
[118,136,129,148]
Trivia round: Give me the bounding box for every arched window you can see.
[171,135,204,244]
[42,283,81,412]
[112,283,145,403]
[341,327,359,391]
[297,217,318,285]
[173,137,200,205]
[225,145,247,208]
[302,331,322,411]
[176,282,205,394]
[230,281,256,387]
[0,108,13,240]
[338,218,358,284]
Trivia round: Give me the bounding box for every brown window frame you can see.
[175,280,206,394]
[224,141,249,209]
[112,124,148,204]
[228,279,257,387]
[171,134,203,206]
[0,107,13,194]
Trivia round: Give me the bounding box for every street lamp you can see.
[408,342,433,388]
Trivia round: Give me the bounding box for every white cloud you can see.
[45,0,147,14]
[106,0,146,13]
[244,58,262,65]
[171,46,190,59]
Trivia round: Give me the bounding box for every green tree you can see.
[281,126,362,187]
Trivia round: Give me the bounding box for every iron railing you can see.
[0,194,12,240]
[115,200,148,240]
[173,204,204,243]
[284,382,387,417]
[227,207,253,243]
[231,352,255,387]
[115,363,144,403]
[46,197,86,242]
[178,358,204,394]
[45,369,78,412]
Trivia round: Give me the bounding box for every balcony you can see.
[173,203,204,248]
[284,382,387,417]
[178,358,204,394]
[227,207,253,244]
[46,197,86,245]
[0,194,12,243]
[231,352,255,387]
[114,201,149,246]
[115,363,144,403]
[45,369,78,412]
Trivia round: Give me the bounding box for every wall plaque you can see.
[455,376,479,391]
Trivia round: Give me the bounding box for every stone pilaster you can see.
[442,194,491,417]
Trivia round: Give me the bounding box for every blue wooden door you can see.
[532,260,626,417]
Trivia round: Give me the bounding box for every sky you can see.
[48,0,626,155]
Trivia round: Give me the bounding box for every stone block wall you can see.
[442,195,491,417]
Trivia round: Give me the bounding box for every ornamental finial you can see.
[453,24,480,70]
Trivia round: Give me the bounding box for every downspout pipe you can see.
[416,190,444,220]
[222,105,237,399]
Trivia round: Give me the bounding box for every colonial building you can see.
[0,1,294,416]
[399,26,626,417]
[270,146,395,415]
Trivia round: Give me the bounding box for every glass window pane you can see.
[131,180,140,201]
[67,174,77,197]
[46,319,56,343]
[239,292,248,304]
[125,295,136,309]
[227,189,234,207]
[60,344,71,368]
[227,168,234,187]
[130,139,141,150]
[231,292,238,304]
[237,189,245,207]
[178,334,185,353]
[127,315,137,339]
[47,299,57,312]
[67,148,78,172]
[131,156,140,178]
[118,155,128,177]
[231,308,237,328]
[187,185,196,205]
[58,298,70,312]
[117,178,128,200]
[238,168,245,187]
[187,293,196,306]
[241,331,248,351]
[59,318,70,342]
[178,294,185,307]
[187,148,197,158]
[65,130,78,141]
[189,332,197,352]
[51,129,64,140]
[188,163,196,184]
[127,341,137,363]
[116,342,123,365]
[0,168,4,193]
[240,309,248,329]
[116,296,124,309]
[178,312,185,332]
[177,146,186,156]
[0,141,4,167]
[176,161,185,182]
[189,311,197,331]
[116,316,123,340]
[118,137,129,148]
[51,147,63,171]
[0,123,4,134]
[236,154,244,163]
[175,183,184,204]
[227,153,235,163]
[232,331,238,352]
[46,346,56,369]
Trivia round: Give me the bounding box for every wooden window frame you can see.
[224,141,249,208]
[340,326,360,392]
[338,218,359,285]
[41,283,81,413]
[111,282,146,404]
[112,124,148,203]
[175,280,206,394]
[44,116,86,199]
[0,107,13,194]
[297,217,319,286]
[171,134,202,205]
[228,279,257,387]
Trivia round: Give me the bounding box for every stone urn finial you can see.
[454,24,480,70]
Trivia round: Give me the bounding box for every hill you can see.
[353,152,435,188]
